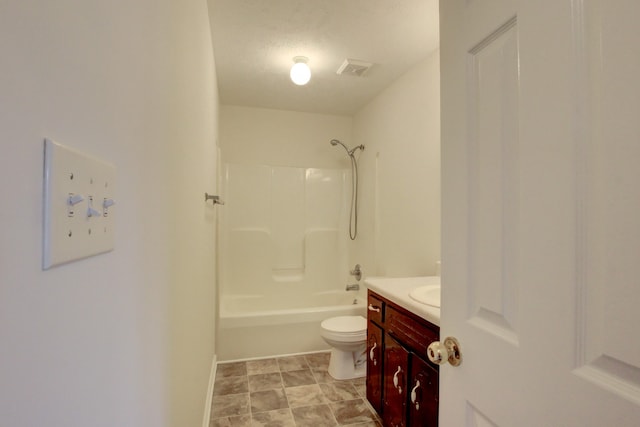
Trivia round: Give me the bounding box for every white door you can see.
[440,0,640,425]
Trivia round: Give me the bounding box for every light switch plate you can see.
[43,139,116,269]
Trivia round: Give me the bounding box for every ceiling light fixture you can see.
[290,56,311,86]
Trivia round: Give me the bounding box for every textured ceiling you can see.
[208,0,439,116]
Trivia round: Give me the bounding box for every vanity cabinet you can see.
[366,290,439,427]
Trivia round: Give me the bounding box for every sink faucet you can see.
[346,283,360,291]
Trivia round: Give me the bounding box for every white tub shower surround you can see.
[218,164,365,360]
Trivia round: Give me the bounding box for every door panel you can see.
[573,0,640,403]
[466,15,520,346]
[441,0,640,425]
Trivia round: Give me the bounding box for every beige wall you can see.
[352,51,441,277]
[0,1,218,426]
[220,105,353,169]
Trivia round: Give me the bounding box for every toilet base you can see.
[327,347,367,380]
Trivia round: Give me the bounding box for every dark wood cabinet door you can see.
[408,356,439,427]
[366,321,384,415]
[383,334,409,427]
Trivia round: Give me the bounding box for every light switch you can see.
[43,139,116,269]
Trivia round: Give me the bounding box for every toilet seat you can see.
[321,315,366,332]
[321,316,367,342]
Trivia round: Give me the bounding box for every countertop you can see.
[363,276,441,327]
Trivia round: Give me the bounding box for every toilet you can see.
[320,315,367,380]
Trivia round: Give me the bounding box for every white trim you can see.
[202,354,217,427]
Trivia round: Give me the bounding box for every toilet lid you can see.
[321,315,367,333]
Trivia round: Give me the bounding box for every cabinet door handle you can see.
[369,342,377,365]
[393,366,403,394]
[410,380,421,410]
[368,304,381,312]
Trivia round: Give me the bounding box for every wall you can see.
[352,51,441,277]
[220,106,353,169]
[0,1,218,426]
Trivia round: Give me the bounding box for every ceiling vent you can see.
[336,59,374,77]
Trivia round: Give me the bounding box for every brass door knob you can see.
[427,337,462,367]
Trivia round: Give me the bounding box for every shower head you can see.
[330,139,364,156]
[330,139,347,150]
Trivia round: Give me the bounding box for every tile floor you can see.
[210,352,382,427]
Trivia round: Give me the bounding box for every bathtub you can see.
[217,290,367,361]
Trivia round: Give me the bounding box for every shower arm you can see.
[348,145,365,156]
[330,139,364,157]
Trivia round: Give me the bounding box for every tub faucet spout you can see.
[346,284,360,291]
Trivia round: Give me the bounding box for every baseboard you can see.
[202,354,217,427]
[217,349,331,364]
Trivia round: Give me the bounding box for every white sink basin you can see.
[409,285,441,308]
